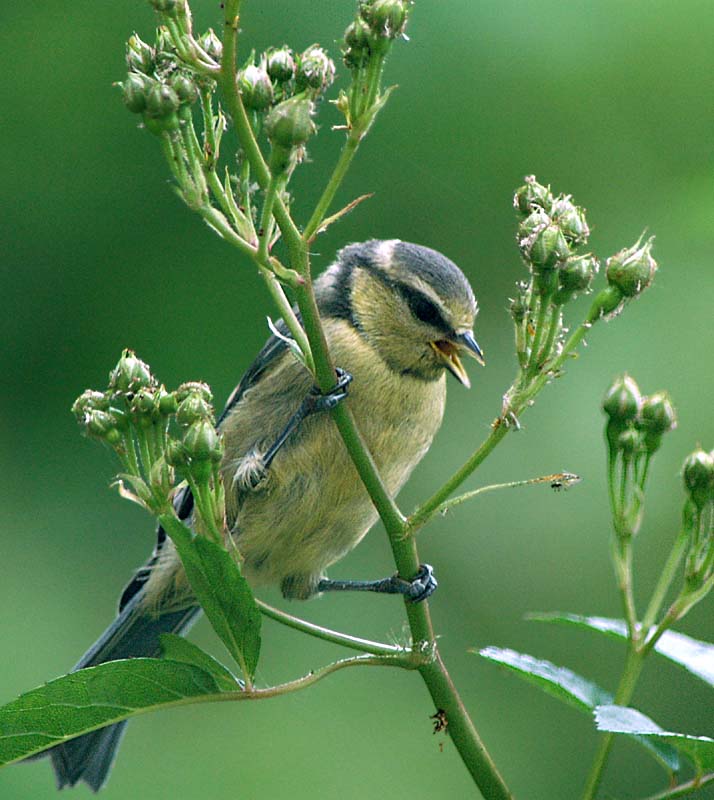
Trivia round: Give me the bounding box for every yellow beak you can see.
[430,331,485,389]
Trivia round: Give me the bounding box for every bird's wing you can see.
[118,319,294,613]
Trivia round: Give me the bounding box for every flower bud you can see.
[72,390,110,421]
[585,285,625,323]
[343,18,372,69]
[266,46,296,84]
[184,420,220,461]
[86,410,121,443]
[513,176,553,217]
[238,63,274,111]
[199,29,223,62]
[126,34,154,74]
[603,374,642,426]
[526,224,570,271]
[165,439,188,467]
[157,387,178,416]
[265,96,316,150]
[639,392,676,441]
[145,82,180,120]
[517,208,550,240]
[551,196,590,246]
[509,293,527,325]
[170,73,198,106]
[554,255,599,304]
[360,0,410,39]
[618,428,644,457]
[683,449,714,510]
[131,387,159,425]
[109,350,155,394]
[606,235,657,298]
[121,73,153,114]
[149,0,179,12]
[296,45,336,93]
[176,394,214,427]
[176,381,213,403]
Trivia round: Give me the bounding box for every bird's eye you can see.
[409,294,443,327]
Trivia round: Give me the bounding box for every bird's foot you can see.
[304,367,353,415]
[317,563,437,603]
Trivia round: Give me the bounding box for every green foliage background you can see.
[2,1,713,797]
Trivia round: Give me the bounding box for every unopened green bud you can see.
[72,390,110,421]
[603,374,642,426]
[165,439,188,467]
[145,82,180,120]
[343,18,372,69]
[513,176,553,217]
[176,381,212,403]
[296,45,336,93]
[176,394,214,427]
[184,419,220,461]
[606,235,657,298]
[238,64,274,111]
[360,0,410,39]
[131,387,159,425]
[639,392,676,439]
[586,285,625,323]
[109,350,155,394]
[518,208,550,240]
[86,410,120,442]
[199,29,223,62]
[554,255,599,304]
[126,34,154,74]
[266,47,296,83]
[265,96,316,150]
[170,73,198,105]
[683,449,714,510]
[121,73,153,114]
[149,0,180,13]
[157,387,178,416]
[527,224,570,271]
[618,428,644,457]
[551,196,590,246]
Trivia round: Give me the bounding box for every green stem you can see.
[258,173,280,263]
[527,296,550,373]
[642,529,688,632]
[255,599,406,657]
[639,773,714,800]
[581,645,645,800]
[303,133,360,242]
[613,535,639,641]
[537,306,562,367]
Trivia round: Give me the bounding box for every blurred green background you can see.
[2,1,713,798]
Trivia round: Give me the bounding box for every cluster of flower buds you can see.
[514,176,596,299]
[237,44,335,114]
[120,30,201,135]
[602,374,677,460]
[72,351,223,514]
[343,0,411,68]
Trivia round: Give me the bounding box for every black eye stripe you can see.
[397,283,449,330]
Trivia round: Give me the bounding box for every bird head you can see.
[318,240,484,387]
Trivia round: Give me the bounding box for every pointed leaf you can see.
[529,612,714,688]
[477,647,679,772]
[159,634,242,692]
[0,658,238,766]
[596,705,714,775]
[166,523,262,680]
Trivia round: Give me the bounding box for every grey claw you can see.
[406,564,438,603]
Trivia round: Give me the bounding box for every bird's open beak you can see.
[430,331,485,389]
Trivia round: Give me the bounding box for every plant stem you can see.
[303,133,360,242]
[255,599,406,657]
[641,529,688,632]
[581,645,645,800]
[638,772,714,800]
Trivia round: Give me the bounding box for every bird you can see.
[38,239,484,790]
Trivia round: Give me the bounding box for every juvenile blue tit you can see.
[40,239,484,790]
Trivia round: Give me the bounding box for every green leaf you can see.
[477,647,680,772]
[529,612,714,688]
[160,514,262,680]
[595,705,714,775]
[0,658,238,766]
[159,634,242,692]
